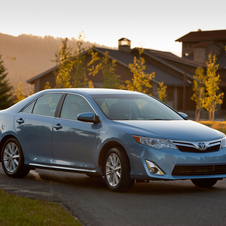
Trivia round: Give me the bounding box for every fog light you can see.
[149,167,158,174]
[145,160,164,175]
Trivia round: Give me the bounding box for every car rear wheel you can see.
[1,138,30,178]
[191,178,218,188]
[104,147,134,192]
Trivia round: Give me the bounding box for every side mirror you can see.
[77,112,100,124]
[178,112,188,120]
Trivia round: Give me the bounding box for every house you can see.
[176,29,226,114]
[27,31,226,117]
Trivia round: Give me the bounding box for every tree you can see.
[0,55,13,109]
[204,54,224,121]
[53,32,94,88]
[87,49,122,89]
[191,67,206,121]
[14,82,25,103]
[44,81,51,89]
[87,48,102,77]
[71,32,89,88]
[126,48,155,94]
[157,82,167,102]
[53,38,74,88]
[102,51,122,89]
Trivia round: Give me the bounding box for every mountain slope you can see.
[0,33,110,90]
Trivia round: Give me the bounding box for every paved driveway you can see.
[1,167,226,226]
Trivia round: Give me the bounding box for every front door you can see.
[52,94,100,170]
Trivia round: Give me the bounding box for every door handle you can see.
[16,118,24,124]
[54,123,62,130]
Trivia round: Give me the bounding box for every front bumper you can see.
[128,143,226,180]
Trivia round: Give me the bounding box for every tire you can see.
[104,147,134,192]
[191,178,218,188]
[1,138,30,178]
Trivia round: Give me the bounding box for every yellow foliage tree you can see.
[126,48,155,94]
[157,82,167,102]
[71,31,89,88]
[204,54,224,121]
[191,67,206,121]
[14,82,25,103]
[54,38,74,88]
[44,82,51,89]
[102,52,122,89]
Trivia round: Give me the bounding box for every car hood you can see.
[113,120,224,141]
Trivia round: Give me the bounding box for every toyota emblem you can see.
[198,142,207,150]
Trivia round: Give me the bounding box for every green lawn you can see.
[0,189,81,226]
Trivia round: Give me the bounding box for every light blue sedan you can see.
[1,88,226,192]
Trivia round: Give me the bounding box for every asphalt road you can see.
[1,166,226,226]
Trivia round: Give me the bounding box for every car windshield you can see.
[91,94,183,120]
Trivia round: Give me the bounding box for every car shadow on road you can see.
[1,168,225,197]
[31,169,226,196]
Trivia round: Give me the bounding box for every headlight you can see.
[221,137,226,148]
[134,135,178,150]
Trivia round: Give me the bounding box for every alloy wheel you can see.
[3,142,20,173]
[105,153,122,187]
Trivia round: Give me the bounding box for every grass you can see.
[0,189,81,226]
[199,121,226,134]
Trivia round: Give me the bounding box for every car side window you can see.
[61,94,94,120]
[33,93,62,117]
[22,101,35,114]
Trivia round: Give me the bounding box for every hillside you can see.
[0,33,111,91]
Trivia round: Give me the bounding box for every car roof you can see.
[42,88,146,96]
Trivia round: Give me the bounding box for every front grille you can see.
[172,165,226,176]
[176,144,220,153]
[172,139,222,153]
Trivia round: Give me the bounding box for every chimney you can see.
[118,38,131,53]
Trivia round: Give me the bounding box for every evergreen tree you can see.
[191,67,206,121]
[126,48,155,94]
[0,55,13,109]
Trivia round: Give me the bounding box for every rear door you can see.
[15,93,62,165]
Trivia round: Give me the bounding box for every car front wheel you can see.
[191,178,218,188]
[1,138,30,178]
[104,147,134,192]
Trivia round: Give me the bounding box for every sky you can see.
[1,0,226,55]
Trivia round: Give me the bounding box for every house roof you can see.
[27,65,58,84]
[95,47,184,86]
[118,37,131,42]
[144,48,206,68]
[176,29,226,42]
[28,45,201,87]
